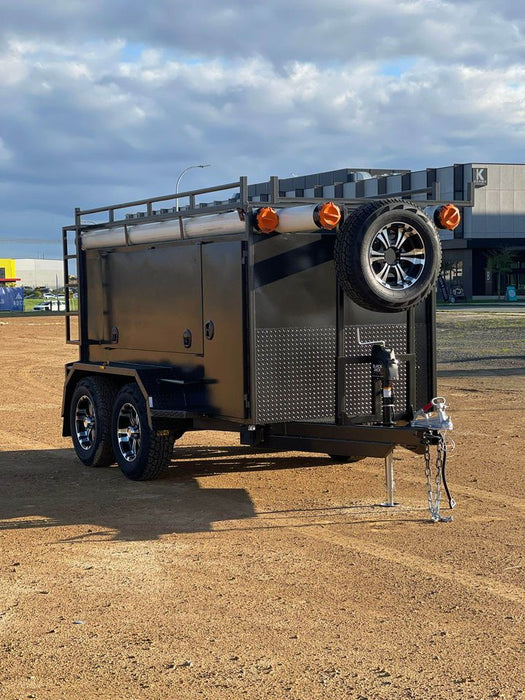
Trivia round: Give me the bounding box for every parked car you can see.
[34,299,66,311]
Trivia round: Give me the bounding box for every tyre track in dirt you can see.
[15,362,65,397]
[293,525,525,605]
[210,506,524,604]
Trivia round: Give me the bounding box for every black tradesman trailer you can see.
[61,176,471,520]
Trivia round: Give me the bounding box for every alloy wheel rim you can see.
[368,221,426,291]
[74,395,96,450]
[117,403,141,461]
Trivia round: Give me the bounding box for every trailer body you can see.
[61,176,468,482]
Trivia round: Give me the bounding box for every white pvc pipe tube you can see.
[275,204,321,233]
[81,211,246,250]
[81,228,128,249]
[184,211,245,238]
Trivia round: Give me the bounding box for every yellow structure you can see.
[0,258,17,285]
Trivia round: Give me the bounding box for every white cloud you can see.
[0,137,13,164]
[0,0,524,256]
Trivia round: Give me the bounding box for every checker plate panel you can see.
[255,325,408,423]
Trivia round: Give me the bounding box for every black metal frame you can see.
[61,175,457,457]
[262,421,427,456]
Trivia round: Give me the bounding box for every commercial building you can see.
[14,259,64,289]
[0,259,22,310]
[0,258,18,285]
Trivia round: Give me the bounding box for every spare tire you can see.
[334,199,442,312]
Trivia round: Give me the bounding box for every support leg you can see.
[380,450,398,507]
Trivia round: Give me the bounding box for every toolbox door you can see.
[105,244,204,354]
[201,241,246,419]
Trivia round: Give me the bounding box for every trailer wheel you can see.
[70,376,117,467]
[334,200,441,312]
[111,383,175,480]
[327,454,363,463]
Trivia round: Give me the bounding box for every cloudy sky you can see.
[1,0,524,258]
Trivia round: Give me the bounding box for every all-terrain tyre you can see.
[111,383,175,480]
[70,376,117,467]
[334,200,442,313]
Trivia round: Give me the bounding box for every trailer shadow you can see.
[170,444,333,477]
[0,446,347,542]
[0,447,258,541]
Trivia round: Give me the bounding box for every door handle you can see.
[204,320,215,340]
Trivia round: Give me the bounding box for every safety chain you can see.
[423,431,456,523]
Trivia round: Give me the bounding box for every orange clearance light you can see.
[438,204,461,230]
[316,201,341,230]
[255,207,279,233]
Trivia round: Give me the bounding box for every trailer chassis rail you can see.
[256,421,427,457]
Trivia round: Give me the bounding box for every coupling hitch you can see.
[410,397,453,431]
[411,397,456,522]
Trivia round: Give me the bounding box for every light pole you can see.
[175,163,211,211]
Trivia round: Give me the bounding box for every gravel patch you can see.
[436,311,525,376]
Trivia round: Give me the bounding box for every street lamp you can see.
[175,163,211,211]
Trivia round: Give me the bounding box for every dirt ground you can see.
[0,313,523,700]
